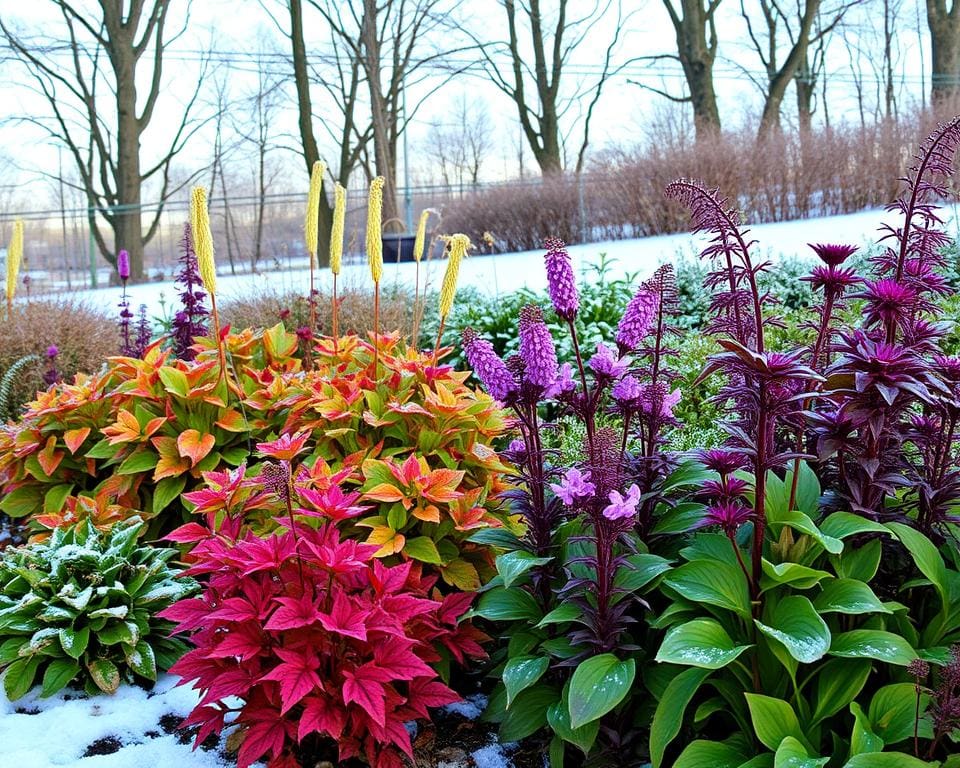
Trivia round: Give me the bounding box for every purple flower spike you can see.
[45,344,59,359]
[550,467,596,506]
[602,484,641,521]
[589,343,629,380]
[545,362,576,399]
[544,237,579,321]
[855,279,917,329]
[462,327,518,402]
[703,501,753,535]
[117,249,131,281]
[616,287,658,352]
[612,375,643,404]
[697,448,746,475]
[518,305,558,388]
[809,243,858,267]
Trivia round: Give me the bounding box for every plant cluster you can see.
[0,519,195,700]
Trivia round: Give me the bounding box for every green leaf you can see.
[650,667,711,768]
[466,528,525,550]
[811,658,872,724]
[755,596,830,664]
[835,539,882,582]
[773,510,842,554]
[40,658,80,698]
[673,740,752,768]
[503,655,550,707]
[814,579,891,615]
[0,486,42,518]
[849,702,883,756]
[58,626,90,659]
[656,619,752,669]
[42,484,74,515]
[3,656,41,700]
[615,553,672,592]
[774,737,828,768]
[567,654,636,729]
[665,560,752,619]
[745,693,811,752]
[830,630,918,666]
[760,560,832,591]
[125,641,157,681]
[886,522,948,606]
[158,367,189,397]
[653,502,708,534]
[496,551,552,589]
[471,587,541,622]
[820,512,890,539]
[842,755,934,768]
[153,475,187,515]
[118,448,160,475]
[0,637,25,665]
[403,536,443,564]
[498,684,558,742]
[87,658,121,694]
[97,620,138,646]
[547,699,600,755]
[537,603,583,628]
[868,684,932,745]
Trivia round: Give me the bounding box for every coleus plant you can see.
[0,519,195,700]
[162,463,487,768]
[461,239,708,763]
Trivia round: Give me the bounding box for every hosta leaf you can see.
[650,667,711,768]
[843,755,933,767]
[503,655,549,707]
[813,579,890,615]
[568,654,635,729]
[868,684,933,744]
[665,560,752,619]
[755,595,830,664]
[745,693,811,752]
[656,618,752,669]
[820,512,890,539]
[471,587,541,622]
[760,560,831,591]
[830,630,918,666]
[87,658,121,694]
[774,737,828,768]
[673,740,752,768]
[849,702,883,756]
[124,640,157,681]
[97,620,138,646]
[547,699,600,755]
[495,551,552,589]
[811,658,871,724]
[58,626,90,659]
[3,656,41,700]
[498,684,558,742]
[41,658,80,698]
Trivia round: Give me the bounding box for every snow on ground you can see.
[35,206,960,321]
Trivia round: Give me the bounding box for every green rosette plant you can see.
[0,519,197,699]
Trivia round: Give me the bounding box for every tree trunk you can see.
[289,0,333,264]
[669,0,722,138]
[928,1,960,105]
[796,49,815,133]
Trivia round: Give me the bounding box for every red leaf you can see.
[237,716,287,768]
[373,638,435,680]
[164,522,211,544]
[260,647,321,715]
[159,598,211,633]
[408,677,460,709]
[297,695,346,742]
[342,665,387,726]
[264,594,321,631]
[210,597,261,623]
[209,622,265,661]
[317,592,370,641]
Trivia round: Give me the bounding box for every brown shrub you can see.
[1,298,119,416]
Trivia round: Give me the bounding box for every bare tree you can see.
[424,95,494,190]
[471,0,632,175]
[0,1,207,281]
[208,76,240,275]
[928,0,960,104]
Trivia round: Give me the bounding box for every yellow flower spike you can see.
[190,187,217,296]
[6,219,23,310]
[366,176,385,285]
[330,183,346,276]
[305,160,325,268]
[413,209,431,263]
[439,233,470,320]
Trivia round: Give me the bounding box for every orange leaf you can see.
[143,416,167,438]
[365,526,405,557]
[364,483,408,505]
[63,427,91,455]
[412,504,441,524]
[103,410,142,445]
[176,429,216,467]
[215,409,248,432]
[37,436,65,476]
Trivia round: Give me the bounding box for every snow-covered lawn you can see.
[36,206,960,320]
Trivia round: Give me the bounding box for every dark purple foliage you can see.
[134,305,152,358]
[172,223,210,361]
[42,344,60,387]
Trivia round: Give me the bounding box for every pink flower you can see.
[550,467,596,506]
[602,484,641,521]
[589,343,629,380]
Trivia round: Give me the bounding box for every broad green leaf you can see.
[496,551,552,589]
[152,475,187,515]
[87,658,121,694]
[498,684,558,742]
[547,699,600,755]
[774,737,828,768]
[843,755,934,768]
[773,510,842,555]
[849,702,883,756]
[868,684,933,744]
[471,587,541,622]
[755,596,830,664]
[811,658,872,724]
[403,536,443,564]
[656,619,752,669]
[615,553,672,592]
[125,641,157,681]
[58,626,90,659]
[673,740,752,768]
[40,658,80,698]
[503,655,550,707]
[158,367,189,397]
[42,484,74,515]
[830,630,918,666]
[650,667,711,768]
[886,522,948,606]
[760,560,832,591]
[835,539,882,582]
[568,654,635,729]
[0,486,42,518]
[537,603,582,627]
[118,449,160,475]
[745,693,811,752]
[466,528,525,550]
[3,656,41,700]
[653,502,708,534]
[665,560,752,619]
[814,579,891,615]
[820,512,890,539]
[97,621,138,647]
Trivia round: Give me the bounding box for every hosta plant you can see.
[0,519,196,700]
[162,469,487,768]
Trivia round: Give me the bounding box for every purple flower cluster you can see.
[616,288,658,353]
[550,467,595,506]
[544,237,579,321]
[518,305,558,388]
[462,328,516,402]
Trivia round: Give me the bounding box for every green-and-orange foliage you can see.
[0,327,515,590]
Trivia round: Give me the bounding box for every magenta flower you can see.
[117,249,131,281]
[589,343,629,380]
[544,237,579,321]
[703,501,753,536]
[602,484,641,521]
[803,264,859,294]
[697,448,747,475]
[855,278,917,329]
[550,467,596,506]
[45,344,59,359]
[545,362,576,399]
[518,305,558,388]
[702,475,749,500]
[462,328,517,402]
[612,375,643,405]
[809,243,858,267]
[616,287,658,352]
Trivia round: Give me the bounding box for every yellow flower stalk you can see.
[366,176,385,285]
[330,183,346,276]
[413,209,430,263]
[304,161,325,268]
[6,219,23,315]
[433,233,471,363]
[410,209,432,351]
[190,187,217,296]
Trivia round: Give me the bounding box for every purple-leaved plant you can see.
[172,223,210,361]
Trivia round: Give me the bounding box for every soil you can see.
[82,736,123,757]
